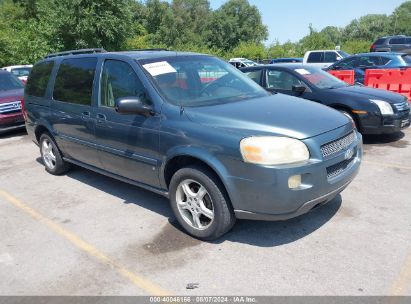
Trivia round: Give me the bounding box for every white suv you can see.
[2,65,33,83]
[303,50,349,69]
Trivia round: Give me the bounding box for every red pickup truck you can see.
[0,70,25,134]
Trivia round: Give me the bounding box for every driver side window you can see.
[266,70,303,90]
[100,60,146,108]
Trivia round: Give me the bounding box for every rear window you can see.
[0,72,24,91]
[53,57,97,106]
[307,52,323,63]
[26,62,54,97]
[374,38,386,45]
[11,67,32,77]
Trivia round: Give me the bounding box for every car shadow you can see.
[39,160,342,248]
[0,128,27,139]
[362,131,406,145]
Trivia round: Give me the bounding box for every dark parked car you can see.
[271,58,303,64]
[25,49,362,240]
[0,70,25,134]
[327,52,411,83]
[370,36,411,54]
[241,64,410,135]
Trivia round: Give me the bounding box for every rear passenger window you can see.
[390,38,405,45]
[53,58,97,106]
[307,52,323,63]
[26,61,54,97]
[100,60,146,108]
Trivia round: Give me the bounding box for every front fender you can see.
[159,145,236,204]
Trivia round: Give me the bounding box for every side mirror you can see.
[292,85,306,94]
[115,97,154,116]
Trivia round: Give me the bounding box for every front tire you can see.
[169,165,235,240]
[39,133,70,175]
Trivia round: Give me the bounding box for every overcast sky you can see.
[207,0,406,44]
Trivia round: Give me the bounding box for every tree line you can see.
[0,0,410,66]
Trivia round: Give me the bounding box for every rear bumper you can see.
[359,111,410,134]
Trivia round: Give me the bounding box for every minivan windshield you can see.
[0,73,24,91]
[138,55,268,106]
[293,66,348,89]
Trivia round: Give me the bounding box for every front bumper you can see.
[222,124,362,221]
[359,110,410,134]
[0,113,25,134]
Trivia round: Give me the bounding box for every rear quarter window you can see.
[26,61,54,97]
[53,57,97,106]
[389,38,406,45]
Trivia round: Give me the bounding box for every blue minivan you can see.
[24,49,362,240]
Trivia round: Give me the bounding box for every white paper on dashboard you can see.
[295,69,311,75]
[142,61,177,76]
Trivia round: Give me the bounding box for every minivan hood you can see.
[333,85,406,104]
[184,94,350,140]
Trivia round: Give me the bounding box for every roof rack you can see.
[129,48,169,52]
[44,48,107,59]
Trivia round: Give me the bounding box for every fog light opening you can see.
[288,175,302,189]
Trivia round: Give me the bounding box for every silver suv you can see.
[371,35,411,54]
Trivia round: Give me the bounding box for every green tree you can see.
[48,0,134,50]
[391,1,411,35]
[206,0,268,51]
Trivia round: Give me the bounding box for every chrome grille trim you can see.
[320,131,356,158]
[393,102,409,112]
[0,101,22,114]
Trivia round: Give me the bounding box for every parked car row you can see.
[2,47,410,241]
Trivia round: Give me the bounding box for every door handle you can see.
[97,113,107,121]
[81,111,91,120]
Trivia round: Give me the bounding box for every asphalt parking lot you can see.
[0,128,410,296]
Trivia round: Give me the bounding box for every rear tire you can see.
[169,165,235,240]
[39,133,70,175]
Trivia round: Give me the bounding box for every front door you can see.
[94,59,161,187]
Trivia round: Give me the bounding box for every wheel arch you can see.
[161,148,235,207]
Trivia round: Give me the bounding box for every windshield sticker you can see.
[142,61,177,76]
[295,69,311,75]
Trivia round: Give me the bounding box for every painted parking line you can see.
[0,190,171,296]
[363,160,411,171]
[389,251,411,295]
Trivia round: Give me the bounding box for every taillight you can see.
[21,97,27,121]
[370,44,375,51]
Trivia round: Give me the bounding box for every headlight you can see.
[240,136,310,165]
[370,99,393,115]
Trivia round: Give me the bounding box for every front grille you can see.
[320,131,356,158]
[393,102,410,112]
[0,101,22,114]
[326,155,355,179]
